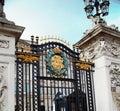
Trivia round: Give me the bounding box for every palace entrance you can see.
[15,37,95,111]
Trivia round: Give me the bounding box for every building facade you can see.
[73,23,120,111]
[0,1,120,111]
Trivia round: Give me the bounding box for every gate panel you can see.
[39,77,76,111]
[16,43,40,111]
[37,42,89,111]
[16,39,95,111]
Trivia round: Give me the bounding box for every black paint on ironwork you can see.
[16,41,95,111]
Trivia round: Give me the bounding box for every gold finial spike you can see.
[47,36,49,40]
[63,39,65,43]
[61,38,64,43]
[44,36,47,39]
[51,36,54,42]
[58,36,60,41]
[42,37,45,41]
[44,36,47,42]
[68,42,70,47]
[54,36,57,41]
[55,36,58,41]
[64,40,67,44]
[67,41,69,47]
[53,35,55,39]
[49,36,52,40]
[48,35,50,40]
[52,35,54,40]
[56,37,59,41]
[40,36,43,41]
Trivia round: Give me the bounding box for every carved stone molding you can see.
[110,64,120,88]
[0,73,7,111]
[110,63,120,109]
[16,40,31,53]
[109,24,119,31]
[0,66,7,73]
[82,38,120,59]
[0,40,9,48]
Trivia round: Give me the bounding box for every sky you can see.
[4,0,120,46]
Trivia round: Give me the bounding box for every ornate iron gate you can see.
[16,37,95,111]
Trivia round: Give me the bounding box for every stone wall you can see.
[0,34,15,111]
[73,24,120,111]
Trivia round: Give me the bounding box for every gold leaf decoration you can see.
[18,54,39,62]
[53,46,61,53]
[51,55,64,70]
[76,63,91,69]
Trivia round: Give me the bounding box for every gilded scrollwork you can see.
[45,46,69,78]
[76,62,91,69]
[17,54,39,62]
[51,55,64,70]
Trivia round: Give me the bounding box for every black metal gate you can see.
[15,37,95,111]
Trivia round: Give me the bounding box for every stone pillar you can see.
[73,24,120,111]
[0,19,24,111]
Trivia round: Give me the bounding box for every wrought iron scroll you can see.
[16,36,96,111]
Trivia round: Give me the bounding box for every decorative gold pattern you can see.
[76,63,91,69]
[40,36,71,47]
[45,46,69,77]
[51,55,64,71]
[53,46,61,53]
[18,54,39,62]
[52,74,64,78]
[80,55,87,61]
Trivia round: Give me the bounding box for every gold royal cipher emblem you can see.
[51,47,64,71]
[45,46,69,78]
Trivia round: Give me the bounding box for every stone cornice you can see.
[73,25,120,48]
[73,25,120,59]
[0,19,25,44]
